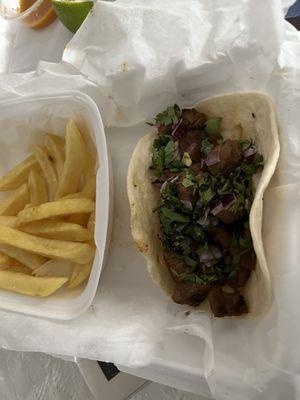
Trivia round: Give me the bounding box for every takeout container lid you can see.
[0,91,113,320]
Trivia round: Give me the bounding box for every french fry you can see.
[0,226,94,264]
[0,252,12,267]
[0,216,16,227]
[55,120,86,199]
[15,198,95,226]
[87,211,95,235]
[0,244,47,270]
[68,211,96,288]
[66,177,96,226]
[0,251,22,268]
[33,259,73,277]
[0,270,68,296]
[68,214,90,227]
[7,265,32,275]
[62,176,96,200]
[45,133,65,147]
[28,170,48,205]
[0,155,39,191]
[0,119,98,297]
[44,133,65,176]
[68,262,93,289]
[0,183,29,216]
[83,131,97,181]
[21,220,92,242]
[32,145,58,200]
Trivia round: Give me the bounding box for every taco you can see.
[127,92,280,317]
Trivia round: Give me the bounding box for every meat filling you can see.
[150,105,263,317]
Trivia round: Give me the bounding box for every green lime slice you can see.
[52,0,94,33]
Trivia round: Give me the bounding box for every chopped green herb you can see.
[237,139,252,151]
[232,254,240,265]
[242,153,263,176]
[155,104,181,126]
[184,257,197,269]
[164,140,176,165]
[152,147,164,172]
[230,234,238,247]
[182,177,194,188]
[244,221,250,229]
[205,117,222,139]
[153,135,170,149]
[160,207,190,223]
[201,187,214,204]
[196,242,209,256]
[179,272,204,284]
[201,138,214,156]
[168,160,184,172]
[239,237,252,248]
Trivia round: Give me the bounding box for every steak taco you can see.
[127,92,280,317]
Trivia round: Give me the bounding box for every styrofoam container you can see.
[0,91,112,320]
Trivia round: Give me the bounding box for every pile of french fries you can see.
[0,119,97,297]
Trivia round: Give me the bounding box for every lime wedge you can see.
[52,0,94,33]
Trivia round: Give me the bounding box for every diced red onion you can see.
[199,246,222,266]
[181,200,193,210]
[197,214,207,226]
[243,146,256,159]
[171,119,186,139]
[160,181,168,194]
[221,194,236,209]
[155,122,161,129]
[197,208,209,225]
[203,260,215,267]
[211,246,222,259]
[211,200,224,216]
[195,199,202,209]
[169,175,179,184]
[211,195,236,215]
[211,217,219,226]
[199,250,214,263]
[172,141,181,161]
[205,146,220,166]
[199,246,222,264]
[152,180,162,188]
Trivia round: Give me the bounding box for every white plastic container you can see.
[0,91,112,320]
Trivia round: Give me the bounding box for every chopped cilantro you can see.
[164,140,176,165]
[239,237,252,248]
[160,207,190,223]
[230,234,238,247]
[242,153,263,176]
[232,254,240,265]
[168,160,184,172]
[196,242,209,256]
[201,138,213,156]
[201,187,214,204]
[205,117,222,139]
[182,177,194,188]
[184,257,197,269]
[153,135,169,149]
[237,139,252,151]
[155,104,181,126]
[152,147,164,172]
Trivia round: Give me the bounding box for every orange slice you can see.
[20,0,57,29]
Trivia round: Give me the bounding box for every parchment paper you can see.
[0,1,299,399]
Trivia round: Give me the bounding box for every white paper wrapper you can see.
[0,1,300,399]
